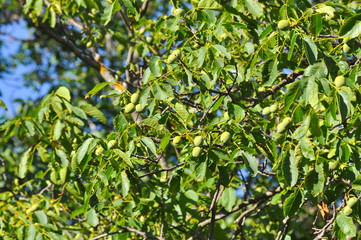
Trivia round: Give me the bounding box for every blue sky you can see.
[0,20,51,118]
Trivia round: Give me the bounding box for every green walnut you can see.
[167,49,181,64]
[343,206,353,216]
[328,160,339,171]
[130,92,140,104]
[194,136,204,147]
[277,117,293,134]
[262,107,271,116]
[335,76,345,88]
[270,104,278,113]
[192,147,202,158]
[347,196,358,208]
[278,20,290,31]
[107,140,116,149]
[124,103,135,114]
[173,136,182,147]
[220,131,231,144]
[95,146,104,156]
[343,43,352,54]
[135,104,146,113]
[283,117,293,126]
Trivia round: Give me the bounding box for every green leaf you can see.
[305,164,324,197]
[79,103,107,124]
[244,0,263,18]
[195,159,207,182]
[55,86,71,102]
[212,45,231,59]
[282,151,298,187]
[306,76,318,107]
[197,47,206,68]
[283,188,304,217]
[24,120,35,136]
[310,14,323,37]
[27,224,36,240]
[149,56,162,77]
[242,151,258,177]
[303,37,318,64]
[283,187,304,217]
[284,81,300,111]
[19,148,32,178]
[121,171,130,197]
[53,119,63,140]
[34,211,48,224]
[291,115,310,140]
[339,13,361,38]
[220,187,236,212]
[86,82,111,99]
[336,213,356,237]
[339,88,351,122]
[76,138,94,163]
[0,99,7,110]
[159,135,171,152]
[141,137,157,155]
[304,61,328,79]
[114,149,134,168]
[300,138,315,160]
[86,208,99,227]
[102,0,121,25]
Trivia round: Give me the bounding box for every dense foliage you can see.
[1,0,361,239]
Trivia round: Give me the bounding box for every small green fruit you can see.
[220,132,231,144]
[347,197,358,208]
[278,20,290,31]
[263,107,271,116]
[131,92,140,104]
[277,122,287,134]
[107,140,116,149]
[167,49,181,64]
[328,160,338,170]
[135,104,146,113]
[124,103,135,114]
[194,136,204,147]
[95,146,104,156]
[343,206,353,216]
[335,76,345,88]
[173,136,182,147]
[283,117,293,126]
[270,104,278,113]
[343,43,352,53]
[192,147,202,158]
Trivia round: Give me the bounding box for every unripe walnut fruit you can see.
[194,136,204,147]
[167,49,181,64]
[278,20,290,31]
[328,161,338,170]
[263,107,271,116]
[335,76,345,88]
[135,104,146,113]
[343,43,352,53]
[220,132,231,144]
[192,147,202,158]
[347,197,358,208]
[270,104,278,113]
[124,103,135,114]
[107,140,116,149]
[131,92,140,104]
[343,206,353,216]
[173,136,182,147]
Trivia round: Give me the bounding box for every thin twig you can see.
[139,162,185,178]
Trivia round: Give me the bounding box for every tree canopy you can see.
[1,0,361,239]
